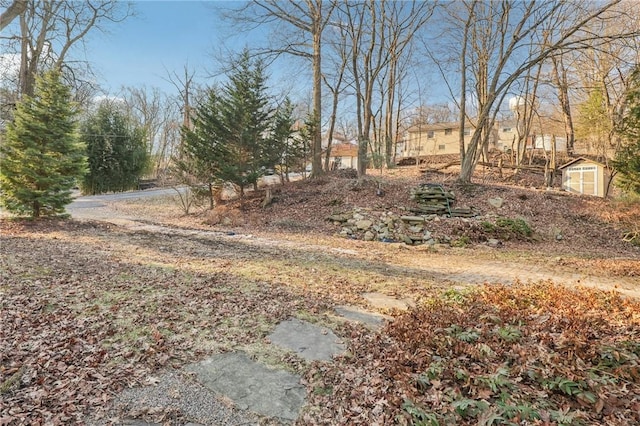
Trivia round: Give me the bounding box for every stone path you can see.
[101,304,397,426]
[186,353,305,421]
[362,291,415,311]
[333,305,390,329]
[71,197,411,425]
[267,318,346,362]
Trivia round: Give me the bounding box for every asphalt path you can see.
[68,174,290,211]
[1,187,183,218]
[69,187,184,209]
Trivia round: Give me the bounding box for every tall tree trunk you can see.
[323,87,339,171]
[457,2,475,182]
[384,52,397,168]
[392,79,404,166]
[551,55,575,155]
[351,13,365,177]
[311,25,324,178]
[18,12,31,97]
[322,49,345,171]
[0,0,27,31]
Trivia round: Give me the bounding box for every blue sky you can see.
[0,0,322,109]
[86,1,250,95]
[0,0,448,111]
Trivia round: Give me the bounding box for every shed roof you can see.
[558,157,608,170]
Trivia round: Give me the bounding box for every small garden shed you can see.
[559,157,611,197]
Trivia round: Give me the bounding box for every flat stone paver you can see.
[268,318,346,361]
[334,305,391,329]
[186,352,305,421]
[362,292,415,311]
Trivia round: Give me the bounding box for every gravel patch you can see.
[86,369,260,426]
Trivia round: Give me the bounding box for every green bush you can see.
[481,217,533,241]
[451,235,471,247]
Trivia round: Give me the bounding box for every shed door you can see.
[566,165,597,195]
[582,168,596,195]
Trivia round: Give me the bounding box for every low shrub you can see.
[481,217,533,241]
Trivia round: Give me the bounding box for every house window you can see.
[463,129,471,136]
[444,128,452,135]
[502,127,512,132]
[438,145,446,150]
[427,131,434,138]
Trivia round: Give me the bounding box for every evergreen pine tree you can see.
[180,50,274,199]
[217,50,273,195]
[175,87,229,209]
[576,87,612,158]
[0,70,86,218]
[268,98,296,180]
[80,101,149,194]
[614,66,640,196]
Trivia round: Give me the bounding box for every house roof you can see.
[407,119,520,134]
[407,121,468,133]
[326,143,358,157]
[558,157,608,170]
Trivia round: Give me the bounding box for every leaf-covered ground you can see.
[304,283,640,425]
[1,167,639,425]
[1,218,447,424]
[114,166,640,264]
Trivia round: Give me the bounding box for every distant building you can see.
[398,119,568,163]
[495,120,518,151]
[533,135,567,152]
[322,131,350,149]
[325,143,358,170]
[401,121,476,158]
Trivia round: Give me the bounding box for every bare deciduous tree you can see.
[123,86,165,155]
[4,0,132,96]
[0,0,27,31]
[161,64,198,186]
[340,0,390,177]
[430,0,638,183]
[380,1,434,168]
[551,53,575,154]
[322,19,350,171]
[163,64,197,133]
[123,86,180,179]
[568,2,640,160]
